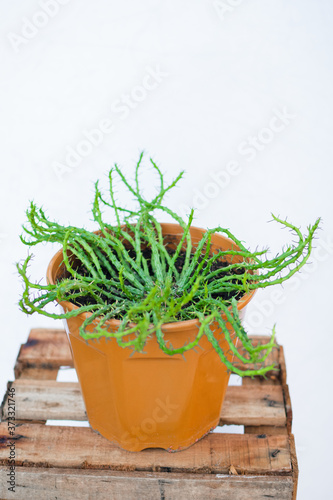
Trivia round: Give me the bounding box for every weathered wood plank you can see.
[14,329,73,378]
[221,385,286,426]
[244,425,288,436]
[1,381,47,426]
[16,367,59,380]
[1,380,286,428]
[282,384,293,434]
[1,380,86,422]
[1,381,45,426]
[0,423,292,475]
[242,375,280,386]
[0,467,294,500]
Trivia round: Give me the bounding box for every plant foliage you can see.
[17,153,320,376]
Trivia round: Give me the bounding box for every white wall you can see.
[0,1,332,498]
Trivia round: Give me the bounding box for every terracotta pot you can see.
[47,223,256,452]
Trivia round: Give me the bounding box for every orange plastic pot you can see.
[47,223,256,452]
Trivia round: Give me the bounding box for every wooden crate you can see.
[0,329,298,500]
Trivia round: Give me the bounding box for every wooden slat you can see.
[221,385,286,426]
[14,328,72,379]
[244,426,288,436]
[1,380,85,421]
[0,382,47,426]
[16,367,59,380]
[282,384,293,434]
[1,380,286,427]
[0,423,292,475]
[0,467,294,500]
[242,375,280,386]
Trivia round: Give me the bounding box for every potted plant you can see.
[18,153,320,452]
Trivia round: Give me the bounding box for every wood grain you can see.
[1,380,85,421]
[0,423,292,475]
[0,467,294,500]
[16,367,59,380]
[221,385,286,426]
[244,425,288,436]
[14,328,73,379]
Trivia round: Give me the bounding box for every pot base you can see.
[90,418,220,453]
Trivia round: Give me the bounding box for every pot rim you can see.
[46,222,257,332]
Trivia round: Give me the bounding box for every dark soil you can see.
[60,247,246,310]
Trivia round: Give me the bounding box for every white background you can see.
[1,1,332,498]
